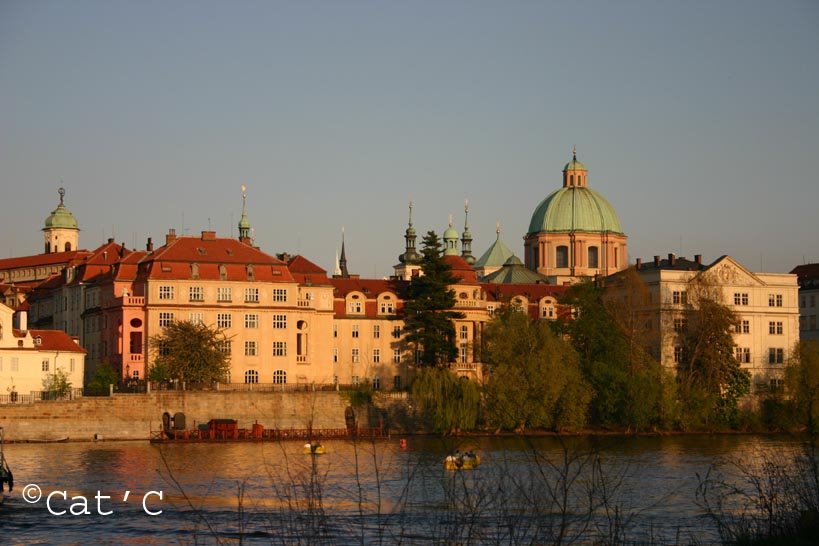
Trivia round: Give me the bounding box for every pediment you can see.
[707,256,764,287]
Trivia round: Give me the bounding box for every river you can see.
[0,434,805,545]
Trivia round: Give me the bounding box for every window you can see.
[352,324,359,338]
[588,246,599,268]
[373,324,380,339]
[769,294,783,307]
[273,370,287,384]
[42,358,49,372]
[768,348,784,364]
[348,300,363,314]
[487,305,496,317]
[735,347,751,363]
[70,358,75,372]
[740,320,750,334]
[273,342,287,356]
[189,312,204,325]
[380,301,395,314]
[394,375,402,390]
[372,376,381,390]
[460,343,468,364]
[217,313,232,329]
[673,318,688,332]
[272,289,288,302]
[244,370,259,384]
[769,321,783,335]
[542,305,555,319]
[674,346,684,364]
[333,348,338,363]
[333,325,338,338]
[132,370,139,380]
[734,293,749,306]
[272,314,287,329]
[373,348,380,363]
[244,288,259,303]
[352,375,360,387]
[189,286,204,302]
[244,341,257,356]
[159,312,174,327]
[217,340,232,356]
[352,348,360,363]
[245,314,259,329]
[392,325,402,338]
[393,349,401,364]
[217,287,232,302]
[556,246,569,268]
[159,286,174,300]
[11,357,18,372]
[672,291,688,305]
[460,324,469,340]
[770,378,785,393]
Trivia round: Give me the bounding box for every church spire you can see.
[238,184,252,244]
[461,199,475,265]
[338,227,349,278]
[399,200,420,264]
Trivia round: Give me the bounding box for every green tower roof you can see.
[475,235,516,268]
[44,188,79,230]
[528,186,623,235]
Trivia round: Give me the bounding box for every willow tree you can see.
[149,320,231,384]
[411,367,480,433]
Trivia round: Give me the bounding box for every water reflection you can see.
[0,434,804,544]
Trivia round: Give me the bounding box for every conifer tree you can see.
[402,231,465,366]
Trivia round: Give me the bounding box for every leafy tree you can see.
[560,280,672,430]
[676,274,750,429]
[402,231,464,366]
[149,320,231,384]
[483,305,590,432]
[43,367,72,397]
[87,362,119,391]
[410,367,480,433]
[786,340,819,435]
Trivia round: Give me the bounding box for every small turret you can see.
[238,184,252,245]
[443,214,459,256]
[461,199,475,265]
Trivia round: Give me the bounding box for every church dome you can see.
[528,186,623,234]
[44,189,79,230]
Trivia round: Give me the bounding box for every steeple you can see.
[399,201,421,264]
[460,199,475,265]
[338,227,349,278]
[562,146,588,188]
[238,184,252,245]
[43,186,80,254]
[443,213,459,256]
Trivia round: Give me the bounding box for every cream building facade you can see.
[608,254,799,393]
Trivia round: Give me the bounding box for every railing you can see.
[297,299,311,308]
[296,355,308,364]
[129,354,143,362]
[123,296,144,306]
[0,387,85,405]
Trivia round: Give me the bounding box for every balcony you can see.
[297,299,311,308]
[129,354,143,362]
[123,296,145,306]
[296,355,309,364]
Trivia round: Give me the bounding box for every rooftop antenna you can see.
[208,217,212,231]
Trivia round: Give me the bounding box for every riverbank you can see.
[0,391,348,442]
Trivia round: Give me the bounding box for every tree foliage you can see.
[43,367,72,396]
[411,367,480,433]
[560,280,673,431]
[483,305,590,432]
[87,362,119,391]
[676,274,750,429]
[402,231,464,366]
[149,320,231,384]
[786,340,819,435]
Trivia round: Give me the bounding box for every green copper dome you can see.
[528,187,623,235]
[443,225,459,241]
[563,158,587,171]
[44,188,79,230]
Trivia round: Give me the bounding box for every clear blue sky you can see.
[2,0,817,276]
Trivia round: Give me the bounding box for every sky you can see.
[1,0,818,277]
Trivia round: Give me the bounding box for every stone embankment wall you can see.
[0,391,349,442]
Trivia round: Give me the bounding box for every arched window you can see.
[556,246,569,268]
[64,242,72,252]
[588,246,599,269]
[244,370,259,384]
[273,370,287,384]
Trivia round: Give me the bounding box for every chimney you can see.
[668,253,676,266]
[17,309,27,332]
[201,230,216,241]
[119,243,125,258]
[146,237,154,252]
[695,254,702,265]
[108,238,115,244]
[636,258,642,270]
[166,228,177,245]
[654,255,660,267]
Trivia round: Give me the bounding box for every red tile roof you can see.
[329,278,404,298]
[443,255,479,284]
[288,255,331,285]
[0,250,90,271]
[27,330,86,353]
[481,283,567,303]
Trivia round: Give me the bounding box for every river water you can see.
[0,434,804,545]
